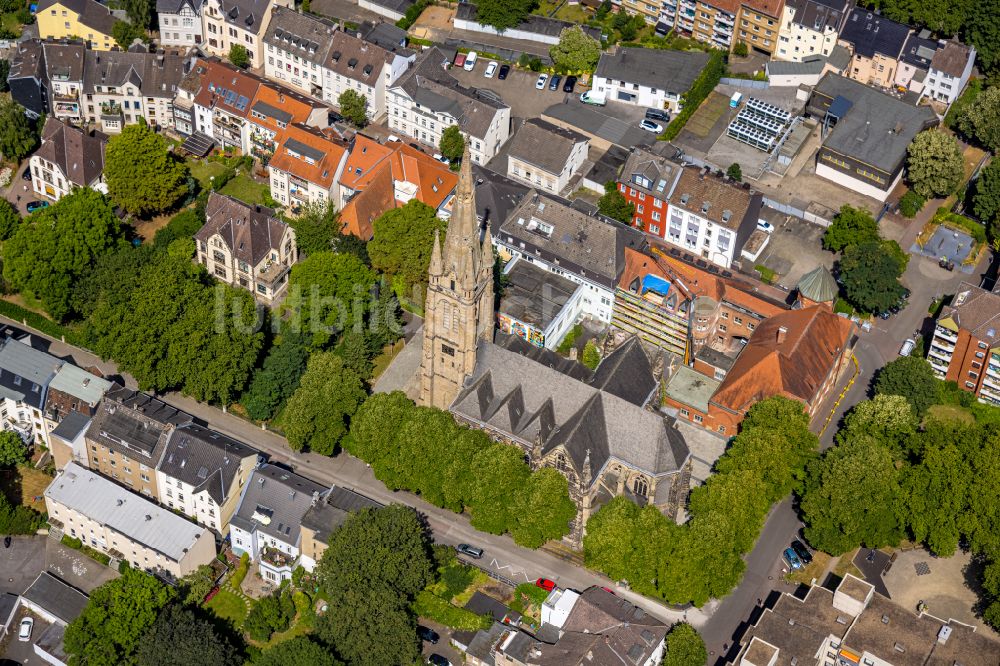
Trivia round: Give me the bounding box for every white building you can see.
[922,40,976,105]
[322,28,413,120]
[357,0,410,22]
[387,47,510,164]
[156,0,204,46]
[29,118,106,202]
[591,47,711,113]
[45,463,217,579]
[262,6,335,99]
[42,41,86,124]
[506,118,588,196]
[229,464,328,582]
[776,0,852,62]
[201,0,292,70]
[81,48,186,133]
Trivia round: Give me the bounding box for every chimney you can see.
[776,326,788,344]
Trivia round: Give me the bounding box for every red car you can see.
[535,578,556,592]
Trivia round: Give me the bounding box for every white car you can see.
[484,61,498,78]
[463,51,478,71]
[639,119,662,133]
[899,338,915,357]
[535,74,548,90]
[757,220,775,233]
[18,617,33,642]
[432,153,450,165]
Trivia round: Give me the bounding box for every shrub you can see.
[898,190,925,218]
[733,41,749,57]
[395,0,430,29]
[662,50,725,141]
[411,590,491,631]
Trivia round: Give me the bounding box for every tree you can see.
[112,20,146,50]
[0,199,20,241]
[905,441,970,556]
[3,188,126,320]
[581,339,601,370]
[0,431,25,467]
[228,43,249,68]
[177,564,216,606]
[839,394,917,451]
[338,89,368,127]
[0,60,9,93]
[549,26,601,72]
[282,352,366,455]
[508,468,577,548]
[288,201,338,256]
[71,245,154,319]
[732,42,749,57]
[439,125,464,166]
[105,120,190,217]
[0,99,37,161]
[153,208,206,249]
[973,160,1000,236]
[838,241,904,314]
[726,162,742,182]
[958,86,1000,153]
[124,0,152,29]
[368,200,446,295]
[241,334,308,421]
[135,604,240,666]
[898,190,925,218]
[874,355,940,416]
[823,205,879,252]
[254,637,340,666]
[474,0,536,32]
[243,589,294,641]
[65,568,174,666]
[613,11,645,41]
[964,2,1000,75]
[906,130,964,198]
[598,181,635,224]
[285,251,375,348]
[466,443,531,535]
[315,505,433,666]
[663,623,707,666]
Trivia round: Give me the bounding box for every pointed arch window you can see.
[442,302,452,330]
[633,477,648,497]
[556,454,567,471]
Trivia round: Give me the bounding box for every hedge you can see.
[661,49,725,141]
[396,0,431,30]
[932,207,987,244]
[0,299,82,345]
[412,590,491,631]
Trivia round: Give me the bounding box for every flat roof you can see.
[664,366,720,413]
[21,572,88,625]
[500,260,581,330]
[48,364,112,406]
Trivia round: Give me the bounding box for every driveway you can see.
[0,609,50,665]
[309,0,381,23]
[448,64,575,122]
[419,620,464,666]
[852,548,892,598]
[0,537,45,596]
[753,208,834,289]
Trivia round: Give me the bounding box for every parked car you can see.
[484,61,498,78]
[428,655,451,666]
[899,338,916,357]
[645,107,669,122]
[939,257,955,271]
[456,543,483,559]
[453,53,466,68]
[26,200,48,213]
[790,539,812,564]
[563,75,577,93]
[535,577,556,592]
[464,51,478,71]
[535,73,548,90]
[497,64,510,79]
[639,119,662,133]
[417,626,440,644]
[579,90,606,105]
[757,220,775,233]
[433,153,450,165]
[782,547,803,570]
[3,536,10,548]
[18,618,32,642]
[549,74,562,91]
[21,169,31,182]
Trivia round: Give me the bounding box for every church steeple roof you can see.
[443,143,481,288]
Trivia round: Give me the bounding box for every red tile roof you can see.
[268,124,348,190]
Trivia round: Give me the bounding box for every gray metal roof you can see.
[0,337,61,410]
[251,100,293,125]
[595,47,710,95]
[456,3,601,40]
[20,573,88,625]
[542,102,653,149]
[46,464,211,562]
[300,486,382,544]
[500,259,580,331]
[767,56,828,76]
[49,364,112,407]
[507,118,587,177]
[839,8,910,60]
[231,464,327,546]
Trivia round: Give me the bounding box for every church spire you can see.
[429,228,443,276]
[443,142,480,289]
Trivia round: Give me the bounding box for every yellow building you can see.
[36,0,120,51]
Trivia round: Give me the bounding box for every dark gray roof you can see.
[543,102,653,149]
[464,622,507,665]
[595,47,710,94]
[840,8,910,60]
[231,464,327,545]
[51,410,91,442]
[34,118,106,189]
[251,100,293,124]
[156,0,203,14]
[695,346,738,373]
[472,165,530,231]
[159,424,259,506]
[216,0,271,35]
[0,336,61,410]
[85,386,191,464]
[0,592,18,625]
[507,118,587,176]
[363,0,412,12]
[198,193,290,268]
[899,33,939,69]
[21,573,88,625]
[358,21,409,51]
[767,55,828,76]
[589,337,658,406]
[300,486,382,544]
[8,39,44,83]
[784,0,851,33]
[82,49,185,98]
[36,0,119,36]
[620,145,681,200]
[42,41,85,83]
[264,7,336,67]
[456,4,601,40]
[326,29,395,86]
[35,623,68,663]
[499,191,626,289]
[499,260,580,331]
[451,339,689,484]
[464,592,522,625]
[495,333,593,381]
[810,73,938,173]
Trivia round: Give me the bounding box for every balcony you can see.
[715,12,734,25]
[930,336,955,353]
[100,101,122,119]
[714,24,733,37]
[260,546,295,571]
[928,347,953,364]
[257,259,291,288]
[934,326,958,343]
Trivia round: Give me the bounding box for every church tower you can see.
[419,144,495,409]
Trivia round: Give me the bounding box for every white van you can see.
[580,90,606,106]
[464,51,478,71]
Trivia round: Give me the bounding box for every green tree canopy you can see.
[65,568,175,666]
[105,119,190,217]
[581,339,601,369]
[964,3,1000,74]
[0,431,26,467]
[112,20,146,49]
[243,589,294,641]
[906,129,964,198]
[958,85,1000,153]
[282,352,366,455]
[598,181,635,224]
[124,0,152,29]
[338,89,368,127]
[228,43,249,68]
[0,99,37,161]
[254,637,340,666]
[549,26,601,72]
[3,188,126,320]
[839,393,917,451]
[466,443,531,535]
[973,160,1000,237]
[838,241,905,314]
[822,205,879,252]
[286,251,375,348]
[134,604,241,666]
[474,0,536,31]
[726,163,742,182]
[438,125,465,164]
[663,623,707,666]
[71,245,155,319]
[874,355,940,416]
[904,441,970,556]
[240,333,308,421]
[368,200,446,295]
[508,468,578,548]
[288,201,339,256]
[0,199,21,241]
[177,564,216,606]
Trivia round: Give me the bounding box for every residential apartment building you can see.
[592,46,711,112]
[36,0,119,51]
[617,145,682,237]
[775,0,850,62]
[839,8,911,88]
[613,247,694,357]
[82,48,186,133]
[688,0,739,51]
[893,31,939,92]
[268,124,349,208]
[928,282,1000,406]
[230,464,328,582]
[84,387,192,498]
[7,40,48,119]
[201,0,291,70]
[298,486,381,570]
[42,40,85,123]
[196,193,298,303]
[263,7,335,99]
[497,259,585,349]
[29,118,106,202]
[44,364,112,427]
[156,0,204,47]
[174,58,259,147]
[0,337,61,446]
[156,424,260,534]
[506,119,588,196]
[621,0,662,24]
[45,463,216,579]
[321,28,414,120]
[387,47,510,165]
[494,192,630,324]
[735,0,784,57]
[807,73,938,201]
[245,83,326,162]
[923,40,976,105]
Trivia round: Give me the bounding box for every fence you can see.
[718,78,770,90]
[762,196,834,227]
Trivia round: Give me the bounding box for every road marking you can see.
[818,353,859,438]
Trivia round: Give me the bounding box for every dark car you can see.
[21,169,32,181]
[3,536,10,548]
[562,75,577,93]
[328,111,345,124]
[417,626,440,644]
[548,74,562,91]
[456,543,483,559]
[26,200,48,213]
[878,310,891,320]
[427,655,451,666]
[791,539,812,564]
[497,64,510,80]
[645,107,670,122]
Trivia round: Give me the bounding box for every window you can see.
[694,414,704,423]
[441,344,455,357]
[719,324,727,332]
[680,408,690,417]
[649,224,659,234]
[632,477,648,497]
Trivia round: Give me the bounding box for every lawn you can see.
[219,174,272,206]
[205,587,249,626]
[0,465,52,508]
[786,551,832,585]
[188,160,230,189]
[554,3,591,22]
[925,403,975,425]
[833,549,862,580]
[684,92,729,138]
[370,339,406,382]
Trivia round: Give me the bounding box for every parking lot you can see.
[0,537,45,597]
[752,208,834,289]
[448,62,585,121]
